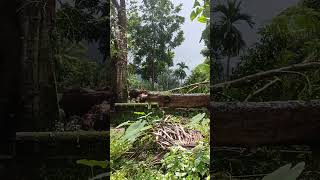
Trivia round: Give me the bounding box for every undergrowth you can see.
[110,112,210,180]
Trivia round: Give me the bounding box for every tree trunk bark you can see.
[211,100,320,146]
[20,0,58,131]
[112,0,128,102]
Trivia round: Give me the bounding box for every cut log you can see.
[145,93,210,108]
[211,100,320,146]
[60,87,114,117]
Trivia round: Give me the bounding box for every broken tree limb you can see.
[211,62,320,92]
[244,77,281,101]
[211,100,320,146]
[168,81,209,92]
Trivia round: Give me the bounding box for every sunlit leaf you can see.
[197,15,207,23]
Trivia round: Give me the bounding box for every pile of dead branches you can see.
[153,116,203,150]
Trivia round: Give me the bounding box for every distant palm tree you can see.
[214,0,254,79]
[174,62,189,85]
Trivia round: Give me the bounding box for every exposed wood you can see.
[211,100,320,146]
[211,62,320,92]
[115,102,159,108]
[60,87,114,117]
[145,93,210,108]
[128,90,210,108]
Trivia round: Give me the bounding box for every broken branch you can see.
[211,62,320,92]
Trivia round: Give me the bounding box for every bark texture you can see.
[19,0,58,131]
[128,90,210,108]
[112,0,128,102]
[211,100,320,146]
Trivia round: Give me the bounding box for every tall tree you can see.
[111,0,128,101]
[213,0,254,79]
[174,62,189,85]
[157,66,180,90]
[56,0,108,60]
[129,0,185,90]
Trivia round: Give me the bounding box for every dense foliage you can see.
[212,1,320,102]
[128,0,185,89]
[234,5,320,78]
[211,1,320,179]
[110,112,210,179]
[55,40,108,90]
[55,0,110,90]
[56,0,108,59]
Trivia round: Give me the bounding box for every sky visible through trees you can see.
[128,0,206,75]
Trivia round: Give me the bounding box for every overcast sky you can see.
[172,0,300,74]
[171,0,206,75]
[128,0,301,75]
[213,0,300,74]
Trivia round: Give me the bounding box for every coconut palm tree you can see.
[214,0,255,79]
[174,62,189,85]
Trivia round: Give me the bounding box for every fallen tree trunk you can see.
[14,131,108,160]
[60,87,114,117]
[16,131,108,142]
[211,62,320,92]
[211,100,320,146]
[145,93,210,108]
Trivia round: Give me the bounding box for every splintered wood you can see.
[153,115,203,150]
[129,89,209,108]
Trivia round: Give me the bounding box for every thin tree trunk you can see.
[226,55,231,80]
[151,58,155,90]
[211,62,320,92]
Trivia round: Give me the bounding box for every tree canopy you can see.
[128,0,185,89]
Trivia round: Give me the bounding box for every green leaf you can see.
[76,159,107,169]
[197,15,207,23]
[137,112,153,120]
[175,172,187,177]
[190,11,197,21]
[191,113,206,124]
[133,112,145,115]
[121,120,148,142]
[262,162,305,180]
[116,121,132,129]
[89,172,109,180]
[193,0,201,8]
